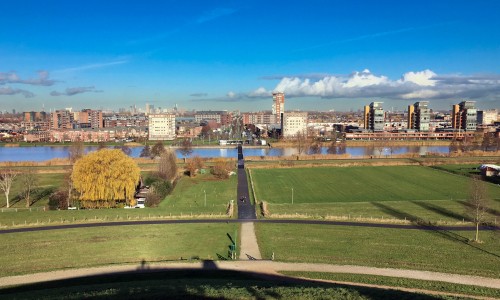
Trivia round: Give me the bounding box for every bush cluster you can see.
[144,174,173,207]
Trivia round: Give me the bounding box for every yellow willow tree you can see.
[72,149,140,208]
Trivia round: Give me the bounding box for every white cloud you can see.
[249,69,500,101]
[400,69,436,86]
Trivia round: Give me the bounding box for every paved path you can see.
[236,144,256,220]
[239,222,262,260]
[0,219,492,235]
[2,261,499,290]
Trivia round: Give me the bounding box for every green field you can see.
[252,166,500,203]
[161,172,237,213]
[0,223,238,277]
[251,166,500,223]
[0,173,64,209]
[0,172,236,228]
[255,223,500,278]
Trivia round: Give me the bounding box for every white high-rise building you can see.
[148,114,176,140]
[282,112,308,138]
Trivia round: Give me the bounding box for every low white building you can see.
[148,114,176,140]
[282,112,308,138]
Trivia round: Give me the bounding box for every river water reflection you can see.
[0,145,449,162]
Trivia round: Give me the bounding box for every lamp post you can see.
[204,190,207,207]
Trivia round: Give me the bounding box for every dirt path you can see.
[2,261,499,291]
[239,222,262,260]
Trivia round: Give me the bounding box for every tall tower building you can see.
[407,101,430,131]
[452,101,477,131]
[363,102,384,132]
[272,92,285,126]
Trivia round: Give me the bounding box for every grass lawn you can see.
[252,166,500,203]
[0,172,236,228]
[0,223,238,277]
[161,172,237,213]
[255,223,500,278]
[252,166,500,223]
[0,270,451,300]
[267,199,500,224]
[0,173,64,208]
[280,272,500,299]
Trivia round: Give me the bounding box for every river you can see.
[0,145,449,162]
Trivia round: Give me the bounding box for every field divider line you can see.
[247,168,258,204]
[268,199,468,206]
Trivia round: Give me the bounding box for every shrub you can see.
[151,180,172,198]
[145,192,162,207]
[48,190,68,210]
[211,159,233,179]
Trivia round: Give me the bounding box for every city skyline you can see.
[1,0,500,113]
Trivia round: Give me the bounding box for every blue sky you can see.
[1,0,499,113]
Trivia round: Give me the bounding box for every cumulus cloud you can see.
[0,86,34,97]
[249,69,500,100]
[50,86,103,96]
[0,70,56,86]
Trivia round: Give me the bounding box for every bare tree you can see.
[327,141,337,154]
[308,140,322,154]
[466,176,491,243]
[140,144,152,158]
[295,130,309,156]
[0,169,17,208]
[151,141,166,158]
[21,167,38,207]
[158,149,178,181]
[185,156,204,177]
[374,140,385,158]
[68,140,85,163]
[179,138,193,157]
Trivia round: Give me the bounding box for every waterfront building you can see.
[242,112,276,125]
[477,109,498,125]
[408,101,430,131]
[50,110,73,129]
[363,102,385,132]
[452,101,477,131]
[282,112,308,138]
[148,113,176,140]
[194,111,232,126]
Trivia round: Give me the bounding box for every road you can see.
[236,144,257,219]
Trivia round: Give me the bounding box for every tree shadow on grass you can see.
[459,200,500,218]
[372,202,500,259]
[31,187,57,206]
[411,201,471,222]
[0,263,444,300]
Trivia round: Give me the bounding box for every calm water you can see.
[0,145,449,162]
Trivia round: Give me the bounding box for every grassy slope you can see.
[0,172,236,228]
[0,223,238,277]
[0,271,451,300]
[280,272,500,298]
[256,223,500,278]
